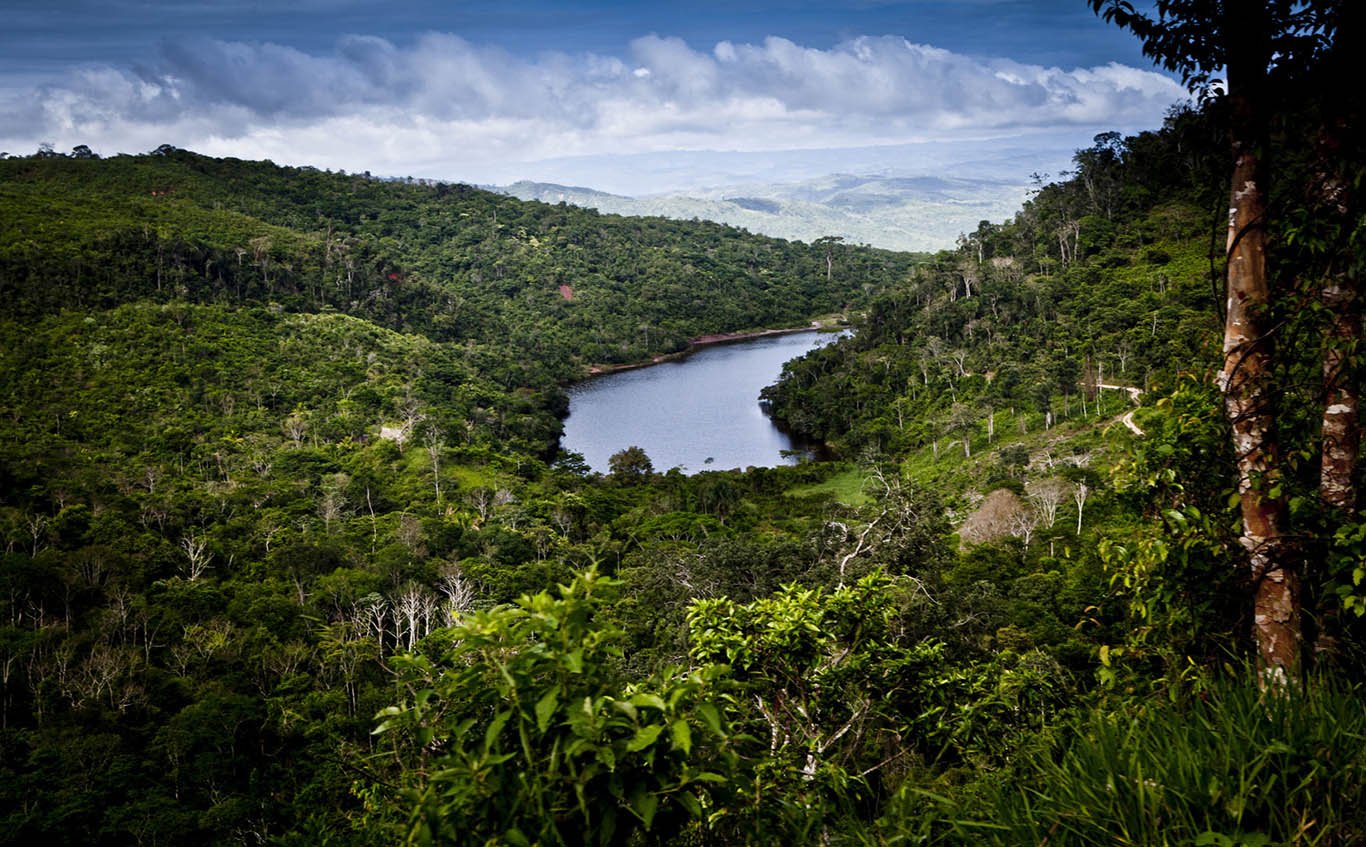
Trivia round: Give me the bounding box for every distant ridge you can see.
[494,173,1028,253]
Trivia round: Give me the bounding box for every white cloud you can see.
[0,33,1185,184]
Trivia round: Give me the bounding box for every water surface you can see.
[562,330,841,474]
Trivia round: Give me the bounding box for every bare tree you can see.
[392,583,439,651]
[386,395,427,451]
[356,593,389,656]
[1026,478,1069,529]
[397,514,427,557]
[1073,482,1090,537]
[26,513,47,556]
[469,488,494,524]
[179,532,213,581]
[425,431,445,504]
[436,565,477,621]
[318,485,347,534]
[958,489,1026,546]
[1008,505,1040,547]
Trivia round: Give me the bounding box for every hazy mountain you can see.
[496,172,1031,252]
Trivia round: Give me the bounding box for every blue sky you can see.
[0,1,1183,192]
[2,1,1154,69]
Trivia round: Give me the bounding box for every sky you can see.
[0,1,1187,193]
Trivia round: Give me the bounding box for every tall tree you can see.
[1308,2,1363,516]
[1089,0,1350,682]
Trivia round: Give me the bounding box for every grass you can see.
[787,467,873,507]
[880,672,1366,847]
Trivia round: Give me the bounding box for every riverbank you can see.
[563,326,847,473]
[585,316,848,376]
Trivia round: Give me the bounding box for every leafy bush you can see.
[373,569,741,846]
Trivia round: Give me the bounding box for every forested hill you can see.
[764,99,1364,679]
[2,99,1363,845]
[762,106,1230,459]
[0,145,932,844]
[0,146,916,378]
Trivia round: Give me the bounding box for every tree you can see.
[178,532,213,581]
[1073,482,1090,538]
[1090,0,1354,682]
[814,236,844,282]
[609,446,654,480]
[1303,2,1364,516]
[959,489,1028,546]
[1026,478,1069,530]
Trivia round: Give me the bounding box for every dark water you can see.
[562,330,842,474]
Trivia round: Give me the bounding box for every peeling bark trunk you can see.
[1320,277,1360,513]
[1217,88,1300,682]
[1316,5,1363,516]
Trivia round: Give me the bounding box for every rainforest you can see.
[2,4,1365,846]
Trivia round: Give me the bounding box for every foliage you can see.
[0,149,915,372]
[608,446,655,481]
[762,106,1226,465]
[0,55,1361,843]
[1096,377,1244,679]
[374,569,740,846]
[687,573,945,836]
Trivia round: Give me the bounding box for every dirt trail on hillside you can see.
[1097,383,1144,436]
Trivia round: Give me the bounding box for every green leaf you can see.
[670,718,692,755]
[628,692,667,711]
[625,724,664,753]
[563,648,584,674]
[596,745,617,770]
[535,688,560,733]
[610,699,638,722]
[484,709,511,753]
[678,791,703,819]
[696,702,722,736]
[629,788,659,828]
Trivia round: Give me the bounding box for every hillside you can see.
[0,149,926,844]
[1,100,1363,846]
[0,148,918,375]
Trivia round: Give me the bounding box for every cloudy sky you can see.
[0,1,1185,193]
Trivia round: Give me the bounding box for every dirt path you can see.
[1096,383,1145,436]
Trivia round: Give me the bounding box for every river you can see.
[561,330,843,474]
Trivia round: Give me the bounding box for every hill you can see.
[0,147,924,844]
[1,101,1362,845]
[497,171,1028,253]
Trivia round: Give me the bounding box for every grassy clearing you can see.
[787,467,873,506]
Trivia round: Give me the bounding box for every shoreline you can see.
[584,319,845,376]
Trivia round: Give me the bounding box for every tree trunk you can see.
[1320,276,1360,513]
[1316,3,1363,516]
[1217,87,1299,683]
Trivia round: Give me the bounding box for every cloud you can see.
[0,32,1185,180]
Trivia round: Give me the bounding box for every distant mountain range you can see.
[494,173,1031,253]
